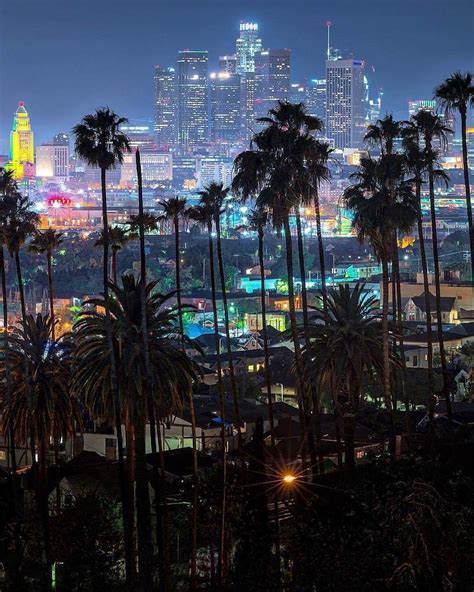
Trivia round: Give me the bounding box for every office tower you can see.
[290,82,306,105]
[326,57,366,149]
[254,49,291,120]
[305,78,327,122]
[36,139,69,180]
[176,51,209,154]
[236,22,262,141]
[121,121,156,150]
[210,70,241,146]
[236,22,262,74]
[408,99,437,118]
[408,99,454,152]
[219,55,237,74]
[154,66,176,149]
[120,151,172,186]
[53,132,69,146]
[9,101,34,179]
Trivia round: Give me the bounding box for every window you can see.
[0,451,6,461]
[105,438,116,449]
[413,356,418,367]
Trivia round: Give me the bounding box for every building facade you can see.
[154,66,176,149]
[9,101,35,179]
[254,49,291,120]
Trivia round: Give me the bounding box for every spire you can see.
[326,21,331,61]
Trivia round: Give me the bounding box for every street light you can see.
[282,473,297,485]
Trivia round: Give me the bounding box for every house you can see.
[403,292,458,324]
[204,345,293,376]
[333,261,382,280]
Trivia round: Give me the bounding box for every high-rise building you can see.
[121,122,156,150]
[36,143,69,180]
[176,51,209,154]
[254,49,291,120]
[408,99,454,153]
[408,99,437,118]
[326,57,366,149]
[236,23,263,141]
[154,66,176,149]
[290,82,306,105]
[305,78,327,122]
[120,151,172,186]
[8,101,35,179]
[53,132,69,146]
[219,55,237,74]
[210,70,241,146]
[236,22,262,75]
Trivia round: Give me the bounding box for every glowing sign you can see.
[47,194,72,208]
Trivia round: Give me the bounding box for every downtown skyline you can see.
[0,0,472,150]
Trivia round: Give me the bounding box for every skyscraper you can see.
[176,51,209,154]
[36,143,69,180]
[236,23,262,141]
[326,57,366,149]
[236,22,262,75]
[9,101,34,179]
[408,99,437,118]
[154,66,176,149]
[210,70,241,146]
[254,49,291,120]
[305,78,327,123]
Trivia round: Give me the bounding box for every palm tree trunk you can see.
[460,109,474,281]
[207,224,227,586]
[215,217,243,450]
[381,255,395,453]
[1,247,16,473]
[38,438,50,587]
[314,186,328,311]
[135,149,164,588]
[125,417,137,580]
[257,227,275,446]
[392,238,411,445]
[135,413,153,589]
[14,250,26,320]
[427,163,453,422]
[343,413,355,469]
[282,216,309,471]
[174,216,198,591]
[416,183,435,432]
[100,166,136,585]
[295,212,323,475]
[112,248,118,285]
[46,252,55,341]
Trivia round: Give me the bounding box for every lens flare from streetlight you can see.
[282,473,297,485]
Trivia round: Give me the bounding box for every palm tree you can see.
[73,276,198,588]
[1,314,81,583]
[344,155,418,446]
[403,139,437,429]
[197,182,243,451]
[3,192,39,321]
[248,209,276,444]
[94,225,130,283]
[435,71,474,279]
[188,203,228,585]
[158,194,199,588]
[301,284,396,468]
[28,229,63,340]
[408,110,453,421]
[364,114,403,156]
[72,108,135,582]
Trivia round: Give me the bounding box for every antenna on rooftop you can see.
[326,20,332,60]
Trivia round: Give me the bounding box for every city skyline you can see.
[0,0,472,150]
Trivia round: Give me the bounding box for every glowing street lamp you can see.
[282,473,297,485]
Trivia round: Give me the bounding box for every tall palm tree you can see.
[197,182,243,450]
[3,193,39,321]
[94,225,130,284]
[435,71,474,279]
[158,195,199,589]
[403,139,437,429]
[408,110,453,421]
[247,209,276,445]
[72,108,135,582]
[301,284,396,468]
[344,156,418,446]
[188,203,228,585]
[73,276,198,588]
[1,314,81,584]
[28,229,63,340]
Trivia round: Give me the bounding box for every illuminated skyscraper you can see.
[9,101,34,179]
[236,23,262,141]
[210,69,241,146]
[154,66,176,149]
[176,51,209,154]
[254,49,291,120]
[305,78,327,122]
[408,99,437,118]
[236,22,262,75]
[326,57,365,149]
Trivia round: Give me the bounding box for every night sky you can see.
[0,0,472,151]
